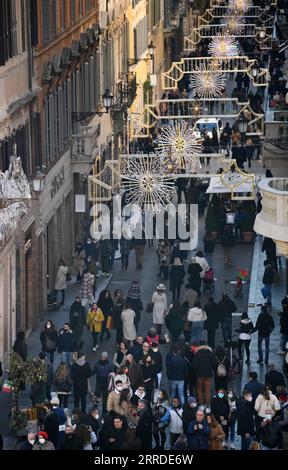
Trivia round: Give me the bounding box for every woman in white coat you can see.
[121,302,137,346]
[152,284,167,335]
[55,259,68,305]
[188,301,207,343]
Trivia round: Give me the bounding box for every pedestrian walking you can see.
[126,281,143,332]
[256,411,284,450]
[221,225,235,266]
[157,240,171,280]
[244,372,264,406]
[113,341,129,370]
[217,294,237,347]
[40,320,58,365]
[160,397,184,447]
[73,242,86,283]
[13,331,27,362]
[152,390,170,451]
[252,305,275,365]
[265,363,286,395]
[121,303,137,346]
[132,237,146,270]
[136,399,153,450]
[194,341,218,413]
[139,355,157,404]
[120,237,131,269]
[187,258,202,295]
[125,353,144,392]
[262,260,275,307]
[236,389,255,450]
[39,352,53,401]
[166,344,188,406]
[170,257,185,301]
[92,351,114,415]
[80,270,95,309]
[54,259,68,305]
[203,232,216,267]
[203,297,219,349]
[227,390,237,449]
[188,301,207,344]
[57,323,74,364]
[70,353,91,413]
[152,284,167,335]
[113,289,124,345]
[214,345,231,392]
[53,362,73,408]
[211,388,230,441]
[165,301,184,343]
[87,302,104,351]
[207,414,226,450]
[69,297,86,352]
[97,289,113,341]
[236,312,254,365]
[187,408,211,450]
[254,386,281,422]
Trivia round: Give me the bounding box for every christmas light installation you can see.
[208,33,239,58]
[189,63,226,99]
[157,120,203,171]
[121,155,175,211]
[224,15,245,35]
[228,0,251,14]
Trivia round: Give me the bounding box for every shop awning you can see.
[206,176,253,194]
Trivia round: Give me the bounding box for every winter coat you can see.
[113,299,124,331]
[211,396,230,423]
[158,244,171,266]
[13,339,27,361]
[253,312,275,338]
[217,298,237,322]
[187,419,211,450]
[195,256,209,278]
[193,346,218,378]
[136,408,153,450]
[150,349,163,374]
[98,296,114,320]
[170,265,185,285]
[70,359,91,394]
[40,328,58,352]
[265,370,286,395]
[107,390,122,414]
[236,397,255,436]
[69,302,86,338]
[263,264,274,285]
[130,343,143,363]
[74,249,86,273]
[139,361,158,390]
[188,263,202,291]
[45,407,67,447]
[100,423,128,451]
[92,359,114,385]
[121,308,137,341]
[204,301,219,330]
[208,423,226,450]
[166,352,188,381]
[182,404,197,434]
[161,407,183,434]
[127,361,144,390]
[221,227,235,247]
[165,307,184,338]
[188,307,207,323]
[183,288,198,308]
[87,308,105,333]
[256,421,283,449]
[57,329,75,352]
[244,379,264,403]
[126,297,143,324]
[55,265,68,290]
[152,291,167,325]
[53,370,73,394]
[81,272,95,298]
[236,318,254,340]
[255,392,281,418]
[32,440,55,450]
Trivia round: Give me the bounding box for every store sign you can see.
[50,167,65,200]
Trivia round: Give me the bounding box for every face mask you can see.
[246,396,253,402]
[116,386,123,392]
[152,348,158,353]
[228,393,233,399]
[29,439,35,445]
[47,324,51,329]
[218,393,225,399]
[265,414,272,421]
[38,438,45,445]
[191,403,197,408]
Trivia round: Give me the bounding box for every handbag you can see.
[106,315,113,330]
[45,335,57,351]
[146,302,154,313]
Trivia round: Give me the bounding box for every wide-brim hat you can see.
[156,284,166,291]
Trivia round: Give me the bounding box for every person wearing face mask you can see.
[254,385,281,425]
[182,397,198,435]
[227,390,237,450]
[32,431,55,450]
[57,323,74,364]
[92,351,114,415]
[69,297,86,351]
[125,354,143,392]
[107,380,124,414]
[40,320,58,364]
[20,432,37,450]
[211,388,230,444]
[236,389,255,450]
[57,425,82,450]
[139,355,158,404]
[256,411,284,450]
[131,385,146,407]
[150,342,163,402]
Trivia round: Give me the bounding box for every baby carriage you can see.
[203,267,215,293]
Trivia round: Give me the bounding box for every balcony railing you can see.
[111,73,137,112]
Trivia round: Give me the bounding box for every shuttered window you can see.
[70,0,76,24]
[61,0,66,30]
[135,16,148,59]
[42,0,57,45]
[0,0,18,64]
[20,0,26,52]
[30,0,38,47]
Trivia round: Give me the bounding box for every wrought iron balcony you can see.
[110,73,137,113]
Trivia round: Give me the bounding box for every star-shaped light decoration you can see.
[224,15,245,35]
[228,0,251,14]
[121,155,175,211]
[157,120,203,171]
[189,63,226,99]
[208,33,239,58]
[220,160,255,200]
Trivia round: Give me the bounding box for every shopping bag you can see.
[2,380,13,392]
[106,315,113,330]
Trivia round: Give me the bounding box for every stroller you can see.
[203,267,215,293]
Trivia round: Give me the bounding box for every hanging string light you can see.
[189,63,226,99]
[224,15,245,35]
[208,32,240,58]
[228,0,252,14]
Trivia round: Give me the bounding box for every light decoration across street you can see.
[220,160,255,200]
[224,15,245,34]
[208,33,240,58]
[228,0,252,14]
[121,155,175,211]
[189,63,226,99]
[157,120,203,171]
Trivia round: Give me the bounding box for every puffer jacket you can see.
[188,307,207,323]
[193,346,218,378]
[254,392,281,418]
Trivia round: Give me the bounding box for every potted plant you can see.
[240,202,256,242]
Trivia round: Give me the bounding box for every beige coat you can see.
[55,265,68,290]
[121,308,137,341]
[255,392,281,418]
[107,390,122,414]
[152,291,167,325]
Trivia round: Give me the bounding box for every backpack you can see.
[216,356,227,377]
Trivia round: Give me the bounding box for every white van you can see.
[193,118,223,141]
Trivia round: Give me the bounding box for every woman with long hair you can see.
[254,385,281,425]
[54,259,68,305]
[40,320,58,364]
[113,289,124,345]
[207,414,226,450]
[236,312,254,365]
[152,389,170,451]
[53,362,73,408]
[74,424,97,450]
[126,281,143,333]
[97,289,114,341]
[113,341,129,370]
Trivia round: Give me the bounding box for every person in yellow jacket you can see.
[87,303,104,351]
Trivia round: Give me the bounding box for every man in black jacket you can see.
[253,306,275,365]
[194,341,218,413]
[256,411,284,449]
[217,294,237,347]
[71,353,91,413]
[265,363,286,395]
[278,302,288,353]
[182,397,198,434]
[136,399,153,450]
[244,372,264,406]
[92,351,114,414]
[211,388,230,439]
[99,415,128,451]
[262,260,274,306]
[236,389,255,450]
[204,297,219,349]
[69,297,86,351]
[166,345,188,406]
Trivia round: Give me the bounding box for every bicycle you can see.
[233,268,249,298]
[219,335,242,376]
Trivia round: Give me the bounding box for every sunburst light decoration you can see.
[157,120,203,171]
[224,15,245,35]
[228,0,252,14]
[121,155,175,211]
[189,63,226,99]
[208,33,239,58]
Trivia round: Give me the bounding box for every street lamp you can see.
[259,27,266,40]
[238,114,248,146]
[32,169,46,193]
[102,89,113,112]
[251,62,260,78]
[148,41,156,58]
